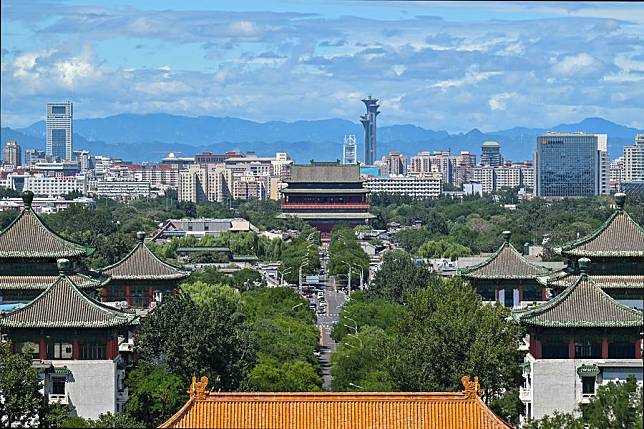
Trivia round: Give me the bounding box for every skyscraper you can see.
[46,101,73,160]
[624,134,644,182]
[480,141,503,166]
[360,96,379,165]
[342,135,357,164]
[534,133,609,197]
[2,140,21,167]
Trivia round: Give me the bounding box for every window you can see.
[575,340,602,358]
[53,342,73,359]
[582,376,596,395]
[19,341,40,359]
[52,377,66,395]
[80,343,106,360]
[609,340,636,359]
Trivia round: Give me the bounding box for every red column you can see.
[495,287,499,303]
[39,336,46,360]
[72,337,79,360]
[602,337,609,359]
[530,336,542,359]
[106,338,114,360]
[635,339,642,360]
[147,287,154,307]
[124,285,131,305]
[101,287,108,302]
[541,288,548,301]
[568,337,576,359]
[518,287,524,304]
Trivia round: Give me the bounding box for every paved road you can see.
[316,275,347,389]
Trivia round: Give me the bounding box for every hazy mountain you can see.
[3,114,641,163]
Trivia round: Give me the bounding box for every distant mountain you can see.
[3,114,641,163]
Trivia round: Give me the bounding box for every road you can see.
[316,274,347,389]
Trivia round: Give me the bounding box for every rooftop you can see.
[0,192,90,259]
[537,271,644,290]
[0,273,107,291]
[160,375,510,429]
[460,232,551,280]
[555,194,644,258]
[101,232,189,280]
[288,163,361,183]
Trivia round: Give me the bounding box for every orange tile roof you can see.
[160,376,511,429]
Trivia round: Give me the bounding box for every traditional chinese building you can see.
[513,258,643,422]
[100,232,189,308]
[539,193,644,308]
[0,259,137,419]
[160,375,511,429]
[0,191,103,304]
[277,162,375,234]
[459,231,551,307]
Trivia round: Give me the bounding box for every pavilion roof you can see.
[513,271,643,328]
[0,270,136,329]
[537,271,644,290]
[101,233,189,280]
[0,273,108,290]
[555,194,644,258]
[160,375,511,429]
[460,232,551,280]
[0,192,90,258]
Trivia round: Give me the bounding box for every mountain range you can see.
[2,114,641,163]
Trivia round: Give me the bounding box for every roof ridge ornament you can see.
[614,192,626,211]
[461,375,481,399]
[137,231,146,242]
[57,258,71,275]
[578,257,591,277]
[501,230,511,243]
[188,376,208,400]
[22,190,34,207]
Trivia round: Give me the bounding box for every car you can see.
[313,351,321,357]
[308,303,316,310]
[317,307,325,314]
[317,291,324,298]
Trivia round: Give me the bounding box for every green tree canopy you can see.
[369,249,434,304]
[244,357,322,392]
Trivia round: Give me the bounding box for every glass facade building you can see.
[534,133,607,197]
[46,101,73,161]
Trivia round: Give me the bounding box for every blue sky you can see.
[1,1,643,131]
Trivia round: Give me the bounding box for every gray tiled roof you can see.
[288,164,361,183]
[460,242,551,280]
[0,273,107,290]
[0,275,136,329]
[556,210,644,258]
[101,242,189,280]
[514,274,643,328]
[0,207,89,258]
[537,271,644,289]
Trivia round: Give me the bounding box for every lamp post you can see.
[339,260,352,298]
[280,268,293,286]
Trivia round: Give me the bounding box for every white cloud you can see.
[552,53,601,77]
[431,71,502,90]
[488,92,516,111]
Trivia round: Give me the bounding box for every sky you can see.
[1,1,643,131]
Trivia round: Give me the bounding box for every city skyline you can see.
[2,1,643,131]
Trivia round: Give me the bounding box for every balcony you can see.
[519,386,532,402]
[281,203,369,210]
[48,393,68,405]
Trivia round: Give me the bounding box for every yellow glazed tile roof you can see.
[160,376,511,429]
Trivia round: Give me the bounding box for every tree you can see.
[387,278,524,402]
[62,412,146,428]
[278,238,320,284]
[523,412,584,429]
[416,238,472,260]
[134,291,255,391]
[252,316,320,365]
[0,341,48,428]
[581,375,643,429]
[327,226,369,284]
[125,362,188,427]
[244,357,322,392]
[369,250,434,304]
[331,291,403,342]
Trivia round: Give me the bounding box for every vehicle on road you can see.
[308,303,316,310]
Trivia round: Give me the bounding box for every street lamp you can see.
[280,268,293,286]
[339,260,352,297]
[349,382,364,390]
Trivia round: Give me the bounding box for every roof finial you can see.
[136,231,146,242]
[502,230,511,243]
[22,190,34,207]
[461,375,481,399]
[578,257,591,276]
[57,258,71,275]
[188,376,209,400]
[614,193,626,211]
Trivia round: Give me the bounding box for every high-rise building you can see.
[624,134,644,182]
[3,140,21,167]
[46,101,73,161]
[380,152,406,176]
[534,133,609,197]
[24,149,47,166]
[454,151,476,187]
[360,96,380,165]
[342,135,357,165]
[480,141,503,166]
[409,151,432,176]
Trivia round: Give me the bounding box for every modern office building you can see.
[480,141,503,167]
[360,96,380,165]
[473,164,534,193]
[46,101,73,161]
[342,135,357,165]
[624,134,644,182]
[24,149,48,166]
[3,140,21,167]
[534,133,609,197]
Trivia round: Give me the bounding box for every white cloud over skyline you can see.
[1,0,643,131]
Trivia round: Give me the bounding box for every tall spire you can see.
[360,96,380,165]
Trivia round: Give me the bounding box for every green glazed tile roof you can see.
[101,241,189,280]
[0,275,136,329]
[555,210,644,258]
[537,271,644,289]
[0,207,89,258]
[514,274,643,328]
[460,242,551,280]
[0,273,108,290]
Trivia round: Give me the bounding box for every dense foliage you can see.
[278,228,321,284]
[327,226,370,285]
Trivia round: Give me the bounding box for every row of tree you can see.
[327,226,370,285]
